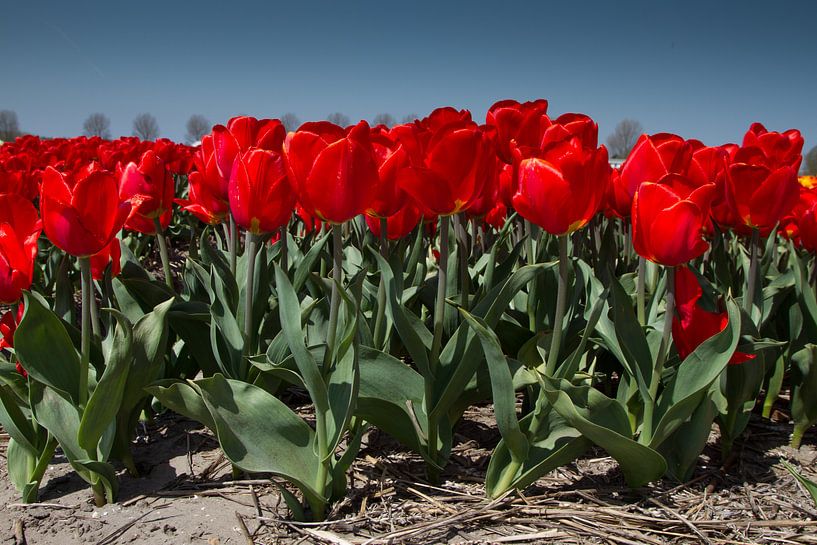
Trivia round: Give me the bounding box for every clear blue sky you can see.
[2,1,815,152]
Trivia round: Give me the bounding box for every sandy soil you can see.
[1,405,816,545]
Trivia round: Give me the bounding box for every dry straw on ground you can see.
[1,402,815,545]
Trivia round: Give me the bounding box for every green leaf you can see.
[120,298,173,417]
[650,298,741,449]
[460,310,528,463]
[657,395,717,481]
[274,265,329,426]
[195,374,323,506]
[541,376,667,487]
[16,292,80,402]
[293,231,330,292]
[370,250,431,378]
[0,385,38,453]
[78,311,134,452]
[781,460,817,507]
[209,265,244,377]
[486,411,589,497]
[791,345,817,444]
[357,346,427,453]
[432,263,554,420]
[7,438,37,493]
[146,379,215,431]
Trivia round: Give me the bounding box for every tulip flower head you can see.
[229,148,296,235]
[672,266,754,364]
[512,114,610,235]
[632,174,715,266]
[0,193,42,303]
[119,150,175,234]
[40,164,130,257]
[285,120,379,224]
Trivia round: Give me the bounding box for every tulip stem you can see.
[637,256,647,326]
[430,215,450,370]
[640,266,676,446]
[324,224,343,368]
[545,235,569,376]
[279,224,288,272]
[427,215,451,481]
[229,214,238,277]
[89,283,100,338]
[744,228,760,320]
[373,218,388,349]
[243,233,258,357]
[455,214,469,310]
[153,218,173,289]
[79,257,92,409]
[526,220,538,330]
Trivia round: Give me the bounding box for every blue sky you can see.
[2,1,815,153]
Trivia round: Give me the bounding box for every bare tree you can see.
[606,119,644,158]
[185,114,210,144]
[805,145,817,176]
[82,113,111,139]
[279,112,301,132]
[372,113,396,127]
[132,113,159,140]
[326,112,350,127]
[0,110,21,141]
[400,113,419,124]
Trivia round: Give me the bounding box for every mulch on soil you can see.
[2,403,816,545]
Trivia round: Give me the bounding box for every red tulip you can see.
[40,164,130,257]
[722,124,803,231]
[284,120,378,224]
[0,303,23,350]
[177,134,230,224]
[512,115,610,235]
[224,116,286,153]
[632,174,715,266]
[365,201,422,240]
[742,122,803,171]
[229,149,296,234]
[608,134,690,218]
[90,238,122,280]
[369,126,410,219]
[0,194,41,303]
[672,266,754,364]
[392,109,490,217]
[486,99,550,164]
[0,303,26,376]
[119,150,175,234]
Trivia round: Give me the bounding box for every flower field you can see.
[0,101,816,535]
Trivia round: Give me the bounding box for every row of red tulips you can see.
[0,101,813,306]
[0,99,814,517]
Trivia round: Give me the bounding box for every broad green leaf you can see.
[460,310,528,462]
[16,293,80,402]
[541,376,667,487]
[274,265,329,423]
[486,411,589,497]
[209,265,244,377]
[195,374,323,505]
[371,250,431,378]
[650,298,741,448]
[293,231,330,292]
[120,298,173,416]
[78,311,134,452]
[357,346,427,454]
[0,385,38,453]
[146,379,215,431]
[7,438,36,493]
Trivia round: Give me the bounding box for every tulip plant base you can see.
[0,406,815,545]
